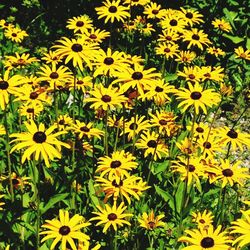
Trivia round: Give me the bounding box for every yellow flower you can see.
[161,14,187,33]
[0,194,5,210]
[0,124,6,135]
[177,66,202,83]
[138,210,165,230]
[212,18,232,32]
[234,46,250,61]
[179,7,204,26]
[90,202,132,233]
[10,120,70,167]
[178,225,231,249]
[95,0,130,24]
[41,50,63,66]
[155,42,179,59]
[66,15,93,34]
[143,2,165,19]
[79,27,110,44]
[175,50,196,64]
[175,82,221,114]
[4,26,28,43]
[182,28,211,50]
[157,29,180,44]
[84,84,127,111]
[40,210,90,250]
[207,47,225,57]
[192,210,214,230]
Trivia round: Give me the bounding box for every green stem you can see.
[104,111,109,155]
[114,126,120,152]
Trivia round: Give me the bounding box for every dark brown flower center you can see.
[110,160,121,168]
[12,178,20,185]
[59,119,65,125]
[30,92,39,99]
[186,12,193,19]
[109,6,117,13]
[71,43,83,52]
[104,57,114,65]
[59,225,71,235]
[101,95,111,102]
[164,48,171,53]
[129,123,138,130]
[188,74,195,79]
[108,213,117,220]
[76,21,84,27]
[12,33,17,37]
[155,86,163,92]
[132,71,143,80]
[77,80,83,85]
[166,35,172,41]
[80,126,90,132]
[147,140,157,148]
[0,80,9,90]
[148,221,155,229]
[192,34,200,40]
[196,127,204,133]
[204,73,211,78]
[112,180,123,187]
[190,91,202,100]
[33,131,46,143]
[50,72,59,79]
[200,237,214,248]
[159,119,168,125]
[27,108,34,113]
[188,164,195,172]
[199,219,205,224]
[222,168,233,177]
[170,19,177,26]
[203,142,211,149]
[89,34,97,39]
[227,129,238,139]
[152,9,159,15]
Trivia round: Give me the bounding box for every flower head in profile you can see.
[234,46,250,61]
[90,202,132,233]
[178,225,231,249]
[95,0,130,24]
[40,210,90,250]
[10,120,70,167]
[175,50,196,64]
[230,210,250,248]
[212,18,232,32]
[84,84,127,111]
[175,82,221,114]
[207,47,225,57]
[138,210,165,230]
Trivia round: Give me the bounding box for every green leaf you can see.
[223,34,245,44]
[88,179,100,208]
[165,73,178,82]
[246,38,250,50]
[223,8,237,30]
[175,181,185,214]
[154,185,175,211]
[40,193,69,215]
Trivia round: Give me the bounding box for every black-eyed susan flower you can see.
[171,156,204,188]
[4,26,28,43]
[107,115,123,128]
[112,64,161,96]
[160,15,187,33]
[182,28,211,50]
[234,46,250,61]
[66,15,93,34]
[178,225,231,249]
[230,210,250,248]
[19,102,44,119]
[175,82,221,114]
[95,174,149,204]
[20,75,40,88]
[207,47,225,57]
[179,7,204,26]
[80,28,110,44]
[96,150,138,179]
[123,53,144,66]
[92,48,129,77]
[200,66,224,83]
[0,124,6,135]
[1,172,31,189]
[138,210,165,230]
[209,159,250,188]
[143,2,165,19]
[53,37,99,71]
[135,131,168,160]
[155,43,179,60]
[176,137,197,155]
[122,115,150,141]
[157,29,180,44]
[177,66,202,83]
[0,70,24,110]
[67,75,92,93]
[84,84,127,111]
[216,126,250,151]
[149,110,179,136]
[212,18,232,33]
[90,202,132,233]
[73,120,104,140]
[55,114,74,131]
[186,122,211,139]
[40,209,90,250]
[0,19,14,29]
[41,50,63,66]
[175,50,196,64]
[0,194,5,210]
[4,52,39,70]
[10,120,70,167]
[38,64,73,89]
[123,0,149,6]
[95,0,130,24]
[192,210,214,230]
